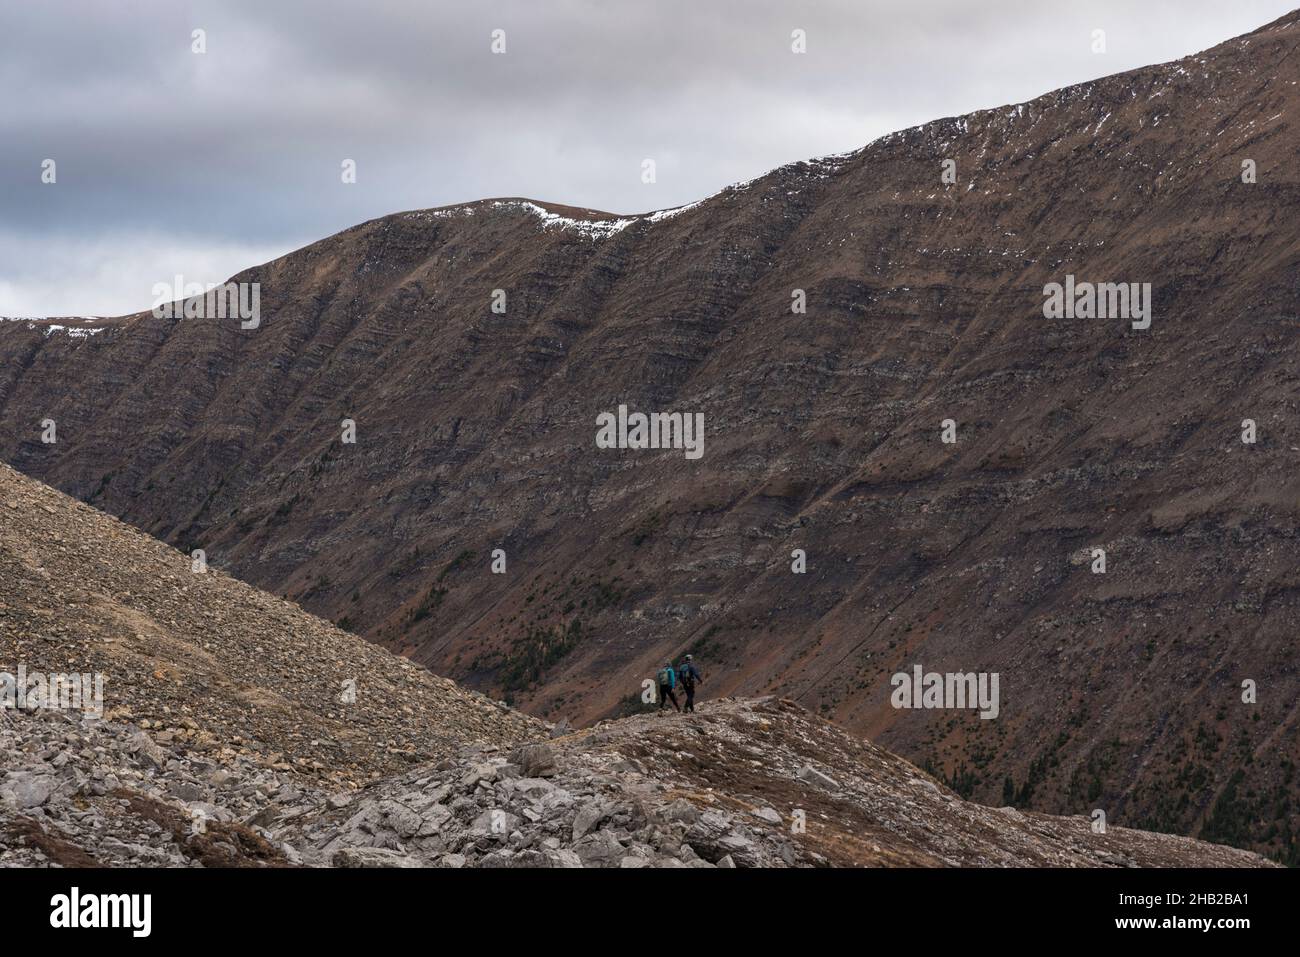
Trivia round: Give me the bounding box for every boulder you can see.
[509,744,558,778]
[572,801,609,841]
[331,847,422,868]
[797,765,839,791]
[8,773,53,809]
[126,731,167,769]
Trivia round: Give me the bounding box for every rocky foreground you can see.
[1,696,1273,868]
[0,463,1274,867]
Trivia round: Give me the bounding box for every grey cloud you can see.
[1,0,1295,315]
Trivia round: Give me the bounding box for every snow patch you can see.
[646,199,704,223]
[488,200,638,239]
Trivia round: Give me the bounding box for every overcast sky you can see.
[2,0,1295,317]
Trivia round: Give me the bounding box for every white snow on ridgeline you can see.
[404,148,857,240]
[42,323,105,338]
[406,199,637,238]
[0,317,105,337]
[488,200,638,239]
[720,149,860,197]
[646,199,704,223]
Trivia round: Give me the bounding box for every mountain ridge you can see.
[14,7,1299,328]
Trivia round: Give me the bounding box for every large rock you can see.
[376,800,425,840]
[126,731,167,769]
[509,744,558,778]
[797,765,839,791]
[332,847,423,868]
[571,801,609,841]
[6,772,53,809]
[573,829,625,865]
[662,799,702,826]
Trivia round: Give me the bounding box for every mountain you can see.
[0,462,1273,867]
[3,12,1300,861]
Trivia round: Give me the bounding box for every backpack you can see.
[679,665,696,688]
[657,668,672,688]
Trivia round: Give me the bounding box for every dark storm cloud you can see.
[1,0,1294,315]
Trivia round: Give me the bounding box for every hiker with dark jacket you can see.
[656,661,680,712]
[678,654,703,713]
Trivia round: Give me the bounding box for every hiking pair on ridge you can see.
[656,655,702,713]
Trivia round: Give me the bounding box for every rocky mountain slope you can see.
[3,13,1300,860]
[0,461,1273,867]
[0,461,543,790]
[280,695,1277,869]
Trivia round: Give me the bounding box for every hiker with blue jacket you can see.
[678,654,703,713]
[656,661,680,712]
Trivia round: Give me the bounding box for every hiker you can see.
[656,661,680,712]
[678,654,703,713]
